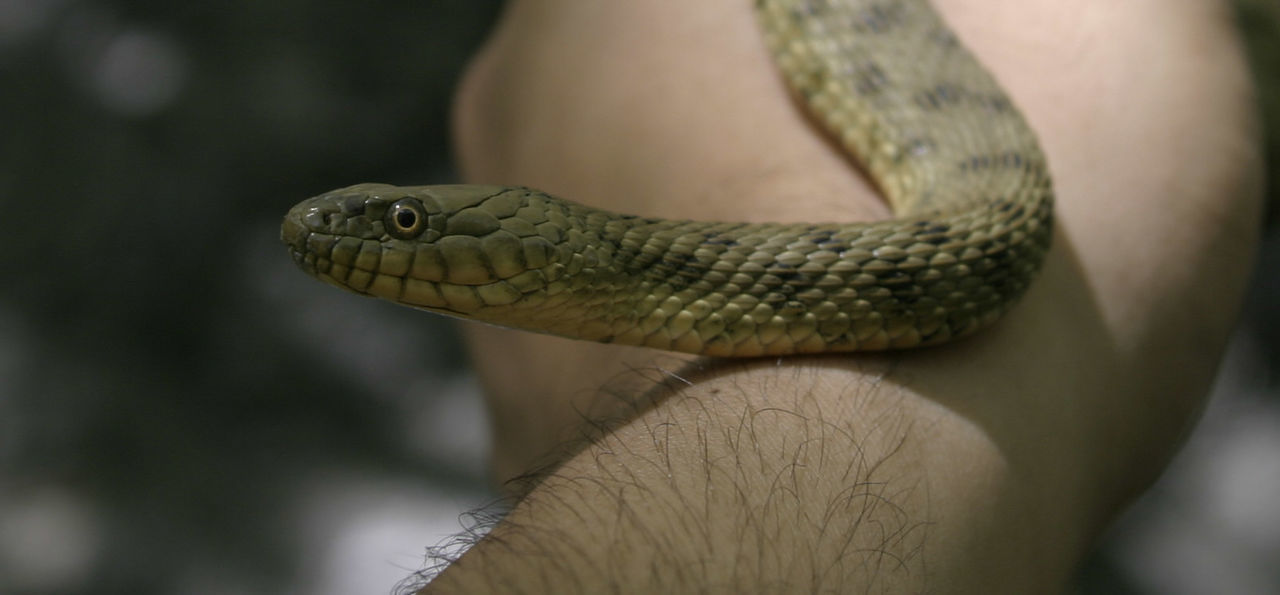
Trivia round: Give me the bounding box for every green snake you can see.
[281,0,1053,357]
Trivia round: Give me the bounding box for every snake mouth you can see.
[282,215,531,318]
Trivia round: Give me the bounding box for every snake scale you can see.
[281,0,1053,357]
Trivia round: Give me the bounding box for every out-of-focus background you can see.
[0,1,1274,593]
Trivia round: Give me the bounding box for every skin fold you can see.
[422,0,1262,591]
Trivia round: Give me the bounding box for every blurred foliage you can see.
[1,1,501,593]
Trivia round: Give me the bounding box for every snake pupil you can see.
[396,209,416,229]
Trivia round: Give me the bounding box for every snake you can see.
[281,0,1053,357]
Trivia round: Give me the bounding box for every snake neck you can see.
[483,186,1052,355]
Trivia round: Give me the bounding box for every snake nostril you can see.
[281,217,302,246]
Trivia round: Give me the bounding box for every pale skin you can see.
[421,0,1264,592]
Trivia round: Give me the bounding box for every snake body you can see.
[281,0,1053,356]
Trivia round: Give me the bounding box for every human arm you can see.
[426,0,1263,591]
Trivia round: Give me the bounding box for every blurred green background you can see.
[0,1,1275,593]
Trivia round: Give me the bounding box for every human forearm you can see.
[430,358,1079,593]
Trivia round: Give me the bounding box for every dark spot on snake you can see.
[676,265,707,279]
[916,82,977,111]
[806,230,834,244]
[880,271,912,285]
[961,152,1032,174]
[776,271,801,283]
[781,300,806,314]
[928,26,959,48]
[980,94,1012,114]
[705,235,739,248]
[937,83,965,102]
[661,250,695,269]
[787,2,820,24]
[853,3,902,33]
[774,270,816,287]
[892,285,925,301]
[762,292,789,304]
[816,237,847,250]
[904,136,936,157]
[850,61,888,95]
[915,89,941,110]
[968,155,992,171]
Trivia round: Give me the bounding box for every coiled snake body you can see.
[282,0,1053,357]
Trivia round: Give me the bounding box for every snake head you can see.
[282,183,560,316]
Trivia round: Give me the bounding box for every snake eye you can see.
[385,198,428,239]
